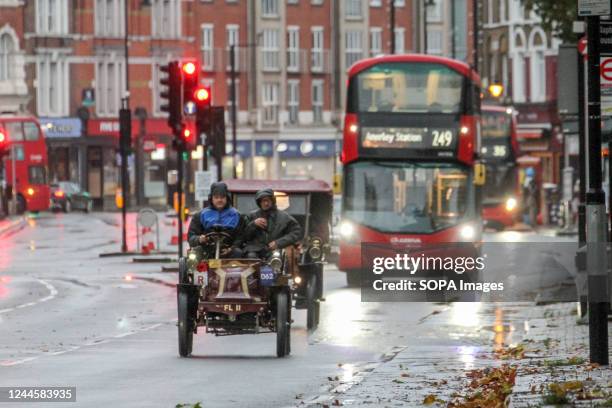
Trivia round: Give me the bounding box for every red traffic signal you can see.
[182,128,192,140]
[194,86,212,110]
[0,130,8,157]
[195,87,210,102]
[182,61,197,76]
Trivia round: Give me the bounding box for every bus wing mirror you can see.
[474,163,486,186]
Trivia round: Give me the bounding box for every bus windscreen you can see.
[354,63,463,114]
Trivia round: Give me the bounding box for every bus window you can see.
[24,122,40,141]
[355,63,463,114]
[29,165,47,185]
[5,122,24,141]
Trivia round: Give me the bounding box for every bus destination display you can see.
[361,127,457,150]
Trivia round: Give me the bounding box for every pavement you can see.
[293,302,612,408]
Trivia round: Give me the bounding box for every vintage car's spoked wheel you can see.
[276,291,290,358]
[306,274,320,331]
[177,291,194,357]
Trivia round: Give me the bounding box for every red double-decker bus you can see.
[0,116,50,213]
[338,55,482,285]
[480,105,521,230]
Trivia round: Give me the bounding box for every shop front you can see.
[277,140,336,184]
[87,118,174,211]
[41,117,84,186]
[222,140,275,179]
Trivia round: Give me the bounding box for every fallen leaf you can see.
[423,394,437,405]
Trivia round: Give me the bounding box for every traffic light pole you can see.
[585,15,609,366]
[577,23,588,317]
[119,101,131,253]
[177,141,184,258]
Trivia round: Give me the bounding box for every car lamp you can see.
[505,197,517,212]
[270,251,283,272]
[308,237,322,259]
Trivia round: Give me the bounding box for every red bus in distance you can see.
[338,54,483,285]
[0,116,50,213]
[480,105,521,230]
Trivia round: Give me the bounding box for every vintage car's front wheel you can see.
[276,291,290,358]
[177,291,193,357]
[306,274,320,331]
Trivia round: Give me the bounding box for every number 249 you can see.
[432,130,453,147]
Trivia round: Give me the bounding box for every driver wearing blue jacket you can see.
[187,182,244,258]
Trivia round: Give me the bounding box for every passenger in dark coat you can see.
[238,188,302,259]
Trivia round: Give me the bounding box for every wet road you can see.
[0,213,575,407]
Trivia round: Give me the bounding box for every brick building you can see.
[480,0,562,189]
[0,0,27,113]
[0,0,478,210]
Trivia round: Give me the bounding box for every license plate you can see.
[260,266,276,287]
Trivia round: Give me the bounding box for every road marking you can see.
[1,319,174,367]
[0,279,58,315]
[1,357,38,366]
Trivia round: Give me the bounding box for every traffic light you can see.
[210,106,226,160]
[0,129,8,158]
[174,122,196,152]
[181,60,199,116]
[195,85,212,145]
[160,61,182,132]
[119,108,132,154]
[194,86,211,109]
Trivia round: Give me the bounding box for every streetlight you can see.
[488,83,504,99]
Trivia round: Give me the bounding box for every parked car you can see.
[50,182,93,213]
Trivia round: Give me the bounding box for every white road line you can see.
[1,357,38,366]
[0,279,58,315]
[2,319,173,366]
[113,331,137,338]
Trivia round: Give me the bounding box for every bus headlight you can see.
[505,197,517,212]
[460,224,476,241]
[27,188,34,196]
[339,221,354,238]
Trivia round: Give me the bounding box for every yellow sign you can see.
[115,188,123,209]
[333,174,342,194]
[474,163,486,186]
[173,192,187,220]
